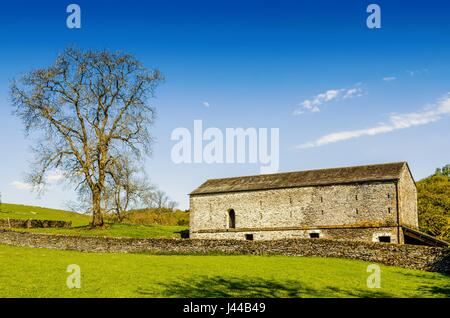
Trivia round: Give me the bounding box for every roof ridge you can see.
[205,161,407,183]
[190,162,409,195]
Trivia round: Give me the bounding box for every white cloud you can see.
[406,69,428,77]
[202,101,210,108]
[10,170,63,191]
[47,170,64,184]
[11,181,32,190]
[383,76,396,81]
[297,94,450,149]
[294,85,363,115]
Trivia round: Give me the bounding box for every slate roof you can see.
[190,162,409,195]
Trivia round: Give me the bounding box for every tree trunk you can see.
[91,188,104,227]
[116,208,124,223]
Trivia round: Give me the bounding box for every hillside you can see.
[0,203,90,227]
[0,203,188,239]
[121,208,189,226]
[417,173,450,242]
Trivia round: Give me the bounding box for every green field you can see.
[0,244,448,298]
[1,203,449,298]
[0,203,188,238]
[12,223,188,238]
[0,203,90,227]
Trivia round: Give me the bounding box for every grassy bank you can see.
[12,223,188,238]
[0,203,90,227]
[0,203,188,238]
[0,244,448,298]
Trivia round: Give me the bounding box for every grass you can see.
[0,244,448,298]
[0,203,90,227]
[13,223,188,238]
[0,203,188,238]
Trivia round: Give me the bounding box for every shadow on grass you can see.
[137,276,395,298]
[391,271,450,297]
[416,284,450,297]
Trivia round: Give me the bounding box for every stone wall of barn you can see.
[191,226,401,243]
[398,165,419,228]
[190,181,401,241]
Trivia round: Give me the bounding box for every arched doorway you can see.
[228,209,236,229]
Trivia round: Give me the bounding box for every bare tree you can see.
[149,189,178,210]
[103,155,155,221]
[11,48,163,227]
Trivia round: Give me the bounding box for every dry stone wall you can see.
[0,219,71,229]
[0,229,448,273]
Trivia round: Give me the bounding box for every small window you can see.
[378,236,391,243]
[321,210,324,215]
[388,207,391,213]
[320,197,323,203]
[356,208,359,214]
[355,194,358,201]
[387,193,391,199]
[245,234,254,241]
[309,233,320,239]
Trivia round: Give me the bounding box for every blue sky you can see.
[0,0,449,210]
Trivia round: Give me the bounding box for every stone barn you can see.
[189,162,444,245]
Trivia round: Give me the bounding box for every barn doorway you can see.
[228,209,236,229]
